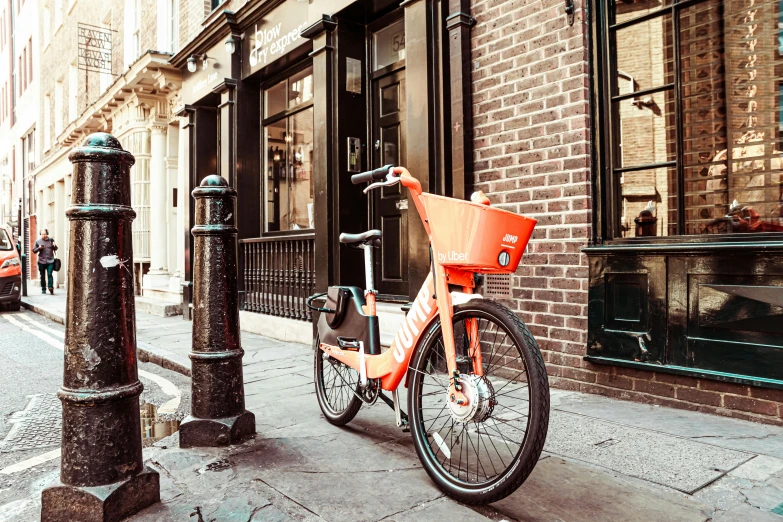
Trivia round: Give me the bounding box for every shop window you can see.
[598,0,783,239]
[263,66,314,232]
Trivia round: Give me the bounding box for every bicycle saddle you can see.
[339,229,382,245]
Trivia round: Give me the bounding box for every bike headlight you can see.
[1,258,20,268]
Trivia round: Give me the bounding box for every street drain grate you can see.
[0,394,62,453]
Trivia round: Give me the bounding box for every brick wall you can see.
[468,0,783,425]
[181,0,212,44]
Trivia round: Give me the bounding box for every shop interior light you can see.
[225,36,236,55]
[187,55,197,73]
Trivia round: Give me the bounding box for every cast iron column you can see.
[179,175,255,447]
[41,133,160,522]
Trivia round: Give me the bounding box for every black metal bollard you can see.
[179,175,255,447]
[41,133,160,522]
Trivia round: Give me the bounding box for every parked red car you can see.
[0,227,21,311]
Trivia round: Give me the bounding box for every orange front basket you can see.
[421,193,537,273]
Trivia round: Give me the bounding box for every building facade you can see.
[28,0,207,308]
[168,0,782,424]
[472,0,783,424]
[170,0,474,339]
[0,0,39,278]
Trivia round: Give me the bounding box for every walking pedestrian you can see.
[33,229,57,295]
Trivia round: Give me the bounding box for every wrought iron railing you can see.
[239,233,315,321]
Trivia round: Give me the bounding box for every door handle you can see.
[374,140,380,150]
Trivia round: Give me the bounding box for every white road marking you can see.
[0,448,61,475]
[2,315,63,351]
[0,315,183,491]
[15,314,64,339]
[8,313,182,413]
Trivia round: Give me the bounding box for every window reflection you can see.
[289,67,313,107]
[263,67,314,232]
[265,120,287,232]
[290,108,314,229]
[265,80,286,117]
[612,0,783,237]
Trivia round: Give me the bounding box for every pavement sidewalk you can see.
[19,290,783,521]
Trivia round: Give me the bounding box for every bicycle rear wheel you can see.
[313,334,363,426]
[407,299,549,505]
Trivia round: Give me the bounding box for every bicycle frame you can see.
[319,168,480,405]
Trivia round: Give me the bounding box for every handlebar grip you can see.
[351,164,394,184]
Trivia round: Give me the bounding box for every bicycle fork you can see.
[433,262,485,406]
[433,263,471,405]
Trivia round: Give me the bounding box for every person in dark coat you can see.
[33,229,58,295]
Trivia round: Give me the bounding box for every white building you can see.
[0,0,39,275]
[27,0,187,314]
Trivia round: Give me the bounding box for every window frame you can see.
[591,0,783,246]
[260,60,315,237]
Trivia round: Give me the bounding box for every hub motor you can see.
[448,374,495,423]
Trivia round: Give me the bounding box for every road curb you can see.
[21,298,192,378]
[20,300,65,326]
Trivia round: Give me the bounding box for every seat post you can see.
[361,244,375,293]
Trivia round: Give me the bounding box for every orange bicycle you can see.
[307,165,549,504]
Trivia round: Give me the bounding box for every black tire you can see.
[6,301,20,312]
[313,334,363,426]
[407,299,549,505]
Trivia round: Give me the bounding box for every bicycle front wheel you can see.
[407,299,549,505]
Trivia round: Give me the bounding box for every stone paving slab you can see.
[491,456,710,522]
[552,391,783,459]
[543,410,753,494]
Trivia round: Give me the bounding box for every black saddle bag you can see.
[316,286,381,355]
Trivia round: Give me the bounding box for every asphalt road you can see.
[0,308,191,521]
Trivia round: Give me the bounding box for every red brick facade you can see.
[468,0,783,425]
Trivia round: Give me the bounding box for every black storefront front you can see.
[586,0,783,389]
[171,0,474,318]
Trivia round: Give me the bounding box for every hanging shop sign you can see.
[77,23,112,74]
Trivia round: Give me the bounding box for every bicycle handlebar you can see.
[351,164,394,185]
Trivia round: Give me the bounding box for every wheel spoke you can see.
[319,353,361,415]
[410,304,549,493]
